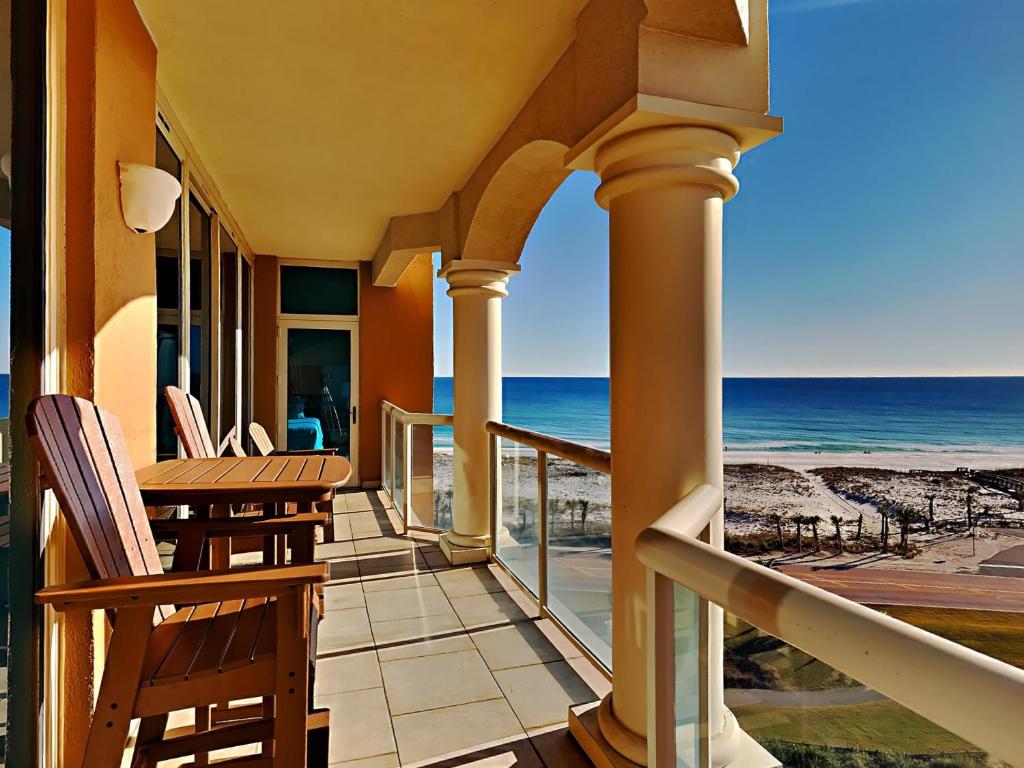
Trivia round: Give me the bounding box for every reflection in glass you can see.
[724,613,1002,766]
[408,423,451,530]
[545,457,612,667]
[219,226,237,442]
[188,196,211,419]
[155,130,181,459]
[285,328,352,458]
[495,441,540,596]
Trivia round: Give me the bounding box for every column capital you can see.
[438,259,521,298]
[593,125,741,209]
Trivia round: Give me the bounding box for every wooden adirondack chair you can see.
[248,421,338,457]
[29,395,329,767]
[164,385,337,553]
[247,421,336,544]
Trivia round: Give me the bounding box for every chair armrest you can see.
[35,563,328,612]
[274,448,338,456]
[149,511,328,538]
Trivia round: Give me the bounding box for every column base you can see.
[438,532,489,565]
[569,697,781,768]
[569,701,642,768]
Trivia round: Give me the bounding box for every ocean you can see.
[433,376,1024,454]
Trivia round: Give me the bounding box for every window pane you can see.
[280,265,357,315]
[241,259,252,453]
[495,441,540,597]
[155,129,181,459]
[285,328,352,459]
[188,196,211,419]
[219,226,237,442]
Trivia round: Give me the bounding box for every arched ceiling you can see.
[136,0,589,261]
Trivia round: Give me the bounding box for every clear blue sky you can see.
[436,0,1024,378]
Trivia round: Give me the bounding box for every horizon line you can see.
[433,372,1024,379]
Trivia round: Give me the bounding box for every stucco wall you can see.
[359,255,434,483]
[64,0,158,763]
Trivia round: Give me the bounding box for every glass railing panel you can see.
[381,412,393,497]
[393,421,405,515]
[408,423,452,530]
[495,439,539,596]
[723,611,1009,767]
[545,455,612,667]
[674,583,702,768]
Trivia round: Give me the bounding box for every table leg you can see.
[195,504,211,570]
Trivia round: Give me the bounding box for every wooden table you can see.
[136,455,351,566]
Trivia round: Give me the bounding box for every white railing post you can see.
[402,420,413,530]
[647,568,676,768]
[537,449,548,609]
[380,405,388,495]
[488,432,498,555]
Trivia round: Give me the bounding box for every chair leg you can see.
[129,713,168,768]
[273,591,310,766]
[82,607,152,768]
[317,500,335,543]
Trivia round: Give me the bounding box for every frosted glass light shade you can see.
[118,162,181,234]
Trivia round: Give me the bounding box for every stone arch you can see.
[460,139,571,264]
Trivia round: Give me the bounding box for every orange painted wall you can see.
[249,255,434,484]
[253,253,279,439]
[359,255,434,483]
[64,1,157,762]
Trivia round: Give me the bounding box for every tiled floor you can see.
[313,490,607,767]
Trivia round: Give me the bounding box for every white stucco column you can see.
[594,125,740,764]
[438,259,520,565]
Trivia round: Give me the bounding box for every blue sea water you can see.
[433,376,1024,454]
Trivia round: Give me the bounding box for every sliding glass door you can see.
[278,320,359,481]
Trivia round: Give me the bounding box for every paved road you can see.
[725,685,885,708]
[781,564,1024,612]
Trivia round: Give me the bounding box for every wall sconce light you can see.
[118,162,181,234]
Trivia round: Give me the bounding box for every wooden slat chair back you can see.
[29,395,328,767]
[249,421,276,457]
[27,395,175,621]
[164,385,216,458]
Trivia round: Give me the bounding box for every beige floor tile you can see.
[324,583,366,611]
[315,650,383,698]
[364,584,454,623]
[329,514,353,541]
[342,492,376,512]
[535,619,583,659]
[492,661,598,730]
[422,549,453,569]
[380,649,501,715]
[329,752,399,768]
[370,611,465,645]
[360,572,438,593]
[435,566,505,598]
[354,535,417,556]
[317,540,357,560]
[566,654,612,699]
[449,591,530,629]
[376,633,475,663]
[328,558,362,583]
[350,510,384,531]
[391,698,524,765]
[318,687,396,764]
[358,549,430,576]
[470,622,564,671]
[318,607,373,653]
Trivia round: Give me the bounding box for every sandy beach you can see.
[433,449,1024,574]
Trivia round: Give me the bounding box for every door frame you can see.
[276,318,360,486]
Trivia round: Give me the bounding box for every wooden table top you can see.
[135,455,351,506]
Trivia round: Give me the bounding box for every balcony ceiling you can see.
[137,0,588,261]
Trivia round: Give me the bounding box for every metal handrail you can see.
[487,420,613,677]
[636,484,1024,767]
[486,420,610,473]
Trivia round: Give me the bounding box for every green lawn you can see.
[734,700,979,755]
